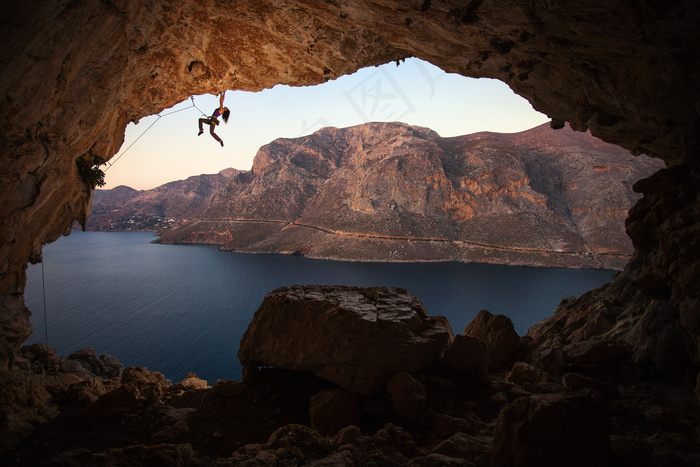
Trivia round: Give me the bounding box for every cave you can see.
[1,0,700,464]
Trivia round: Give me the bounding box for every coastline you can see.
[75,225,627,271]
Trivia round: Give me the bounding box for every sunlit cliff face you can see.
[0,1,699,368]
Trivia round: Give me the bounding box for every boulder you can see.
[440,334,489,375]
[309,388,362,436]
[492,390,612,467]
[169,372,209,392]
[422,410,488,439]
[431,432,491,461]
[20,343,55,361]
[506,362,548,387]
[463,310,521,370]
[212,379,244,398]
[68,348,123,378]
[526,345,566,373]
[65,378,107,405]
[562,372,620,399]
[333,425,362,448]
[386,372,427,422]
[85,367,167,421]
[265,424,334,458]
[59,358,92,377]
[563,339,627,364]
[238,286,453,395]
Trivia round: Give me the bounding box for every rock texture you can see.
[3,309,700,465]
[238,285,453,395]
[0,0,699,353]
[156,122,663,269]
[492,390,612,467]
[1,1,700,464]
[86,168,240,231]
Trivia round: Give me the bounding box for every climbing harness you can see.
[104,96,209,172]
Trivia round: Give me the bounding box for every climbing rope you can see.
[104,96,209,172]
[40,248,49,347]
[189,96,210,120]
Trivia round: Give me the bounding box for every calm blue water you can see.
[23,231,614,383]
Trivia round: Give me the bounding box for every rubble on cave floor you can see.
[2,286,700,465]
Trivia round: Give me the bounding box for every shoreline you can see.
[75,227,628,271]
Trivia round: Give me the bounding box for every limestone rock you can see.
[238,285,453,395]
[563,339,628,364]
[157,123,660,269]
[65,348,123,378]
[169,372,209,392]
[431,432,491,462]
[440,334,489,375]
[525,345,566,374]
[59,358,92,377]
[65,378,108,405]
[85,367,167,421]
[51,443,195,466]
[412,453,472,466]
[0,0,698,394]
[265,424,333,459]
[212,379,244,398]
[1,2,700,463]
[464,310,521,370]
[506,362,548,387]
[20,343,55,361]
[562,372,620,399]
[87,169,241,231]
[385,372,427,422]
[492,390,612,467]
[309,388,362,436]
[422,410,487,439]
[333,425,362,448]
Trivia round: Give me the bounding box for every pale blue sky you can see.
[103,58,549,190]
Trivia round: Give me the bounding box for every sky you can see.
[102,58,550,190]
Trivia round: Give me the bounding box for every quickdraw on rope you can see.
[104,96,209,172]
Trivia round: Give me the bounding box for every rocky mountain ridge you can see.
[85,168,240,231]
[156,122,664,270]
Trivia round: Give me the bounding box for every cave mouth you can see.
[20,56,662,383]
[2,1,700,463]
[104,58,549,191]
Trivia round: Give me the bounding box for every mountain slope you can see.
[86,168,241,231]
[156,122,664,269]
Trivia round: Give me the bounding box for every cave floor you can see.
[1,367,699,465]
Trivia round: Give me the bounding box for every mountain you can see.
[85,168,241,231]
[155,122,664,269]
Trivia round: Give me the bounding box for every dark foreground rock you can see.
[238,285,454,395]
[2,286,700,466]
[492,390,612,466]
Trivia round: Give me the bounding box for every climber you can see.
[198,91,230,147]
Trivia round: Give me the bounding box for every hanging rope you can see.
[104,96,209,172]
[40,248,49,347]
[190,96,210,119]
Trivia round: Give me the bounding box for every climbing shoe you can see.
[220,141,224,147]
[198,130,203,136]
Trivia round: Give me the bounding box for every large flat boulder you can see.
[238,285,453,395]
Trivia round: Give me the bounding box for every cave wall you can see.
[1,0,699,361]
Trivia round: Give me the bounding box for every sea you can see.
[23,231,615,383]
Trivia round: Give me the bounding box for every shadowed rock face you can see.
[0,1,699,370]
[238,285,453,395]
